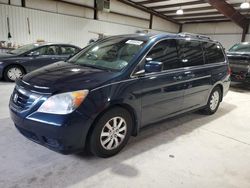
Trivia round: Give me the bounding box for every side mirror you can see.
[27,51,40,57]
[144,61,163,73]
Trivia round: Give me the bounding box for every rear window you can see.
[61,46,78,55]
[203,42,225,64]
[229,43,250,53]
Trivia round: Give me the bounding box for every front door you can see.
[25,45,62,72]
[136,39,185,126]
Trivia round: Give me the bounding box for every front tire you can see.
[4,65,25,82]
[88,107,132,158]
[202,86,222,115]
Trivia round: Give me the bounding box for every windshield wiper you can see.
[80,64,108,70]
[79,64,118,72]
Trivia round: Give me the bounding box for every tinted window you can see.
[177,40,204,67]
[61,46,78,55]
[146,39,181,70]
[34,45,60,55]
[203,42,225,64]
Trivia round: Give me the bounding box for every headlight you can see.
[37,90,89,114]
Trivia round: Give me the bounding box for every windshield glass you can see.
[68,37,147,71]
[229,43,250,53]
[9,43,40,55]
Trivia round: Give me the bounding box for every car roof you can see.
[31,42,80,48]
[106,32,216,43]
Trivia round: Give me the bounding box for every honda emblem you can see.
[13,93,18,103]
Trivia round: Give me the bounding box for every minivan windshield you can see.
[8,43,40,55]
[228,43,250,53]
[68,37,147,71]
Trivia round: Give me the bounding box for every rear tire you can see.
[3,65,25,82]
[88,107,132,158]
[201,86,222,115]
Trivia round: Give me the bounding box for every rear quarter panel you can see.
[209,63,230,99]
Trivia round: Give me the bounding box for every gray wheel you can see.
[209,90,220,111]
[88,107,132,158]
[201,86,222,115]
[4,65,25,82]
[100,116,127,150]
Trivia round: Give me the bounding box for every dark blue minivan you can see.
[9,33,231,157]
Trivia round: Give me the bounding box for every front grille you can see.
[11,86,40,111]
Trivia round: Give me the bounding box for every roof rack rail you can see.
[178,32,211,40]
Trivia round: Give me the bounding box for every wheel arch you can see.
[112,103,139,136]
[3,63,27,76]
[85,103,139,147]
[206,82,224,104]
[216,84,223,102]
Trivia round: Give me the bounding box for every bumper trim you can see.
[15,124,82,154]
[10,108,91,154]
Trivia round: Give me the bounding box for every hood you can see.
[22,61,120,93]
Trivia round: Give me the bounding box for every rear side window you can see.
[146,39,181,70]
[61,46,79,55]
[203,42,225,64]
[34,45,60,55]
[177,39,204,67]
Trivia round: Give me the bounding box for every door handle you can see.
[186,74,195,79]
[173,75,183,81]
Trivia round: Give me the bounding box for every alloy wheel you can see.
[210,90,220,111]
[100,116,127,150]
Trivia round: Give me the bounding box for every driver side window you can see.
[147,39,181,70]
[135,39,181,73]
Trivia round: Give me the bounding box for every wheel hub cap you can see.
[7,67,23,81]
[100,117,127,150]
[210,91,219,111]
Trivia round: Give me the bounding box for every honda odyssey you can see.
[9,33,231,157]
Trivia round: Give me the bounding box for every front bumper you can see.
[0,64,4,79]
[10,108,93,154]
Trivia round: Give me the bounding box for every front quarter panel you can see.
[77,77,142,136]
[0,57,30,74]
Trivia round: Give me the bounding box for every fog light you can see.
[43,136,60,147]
